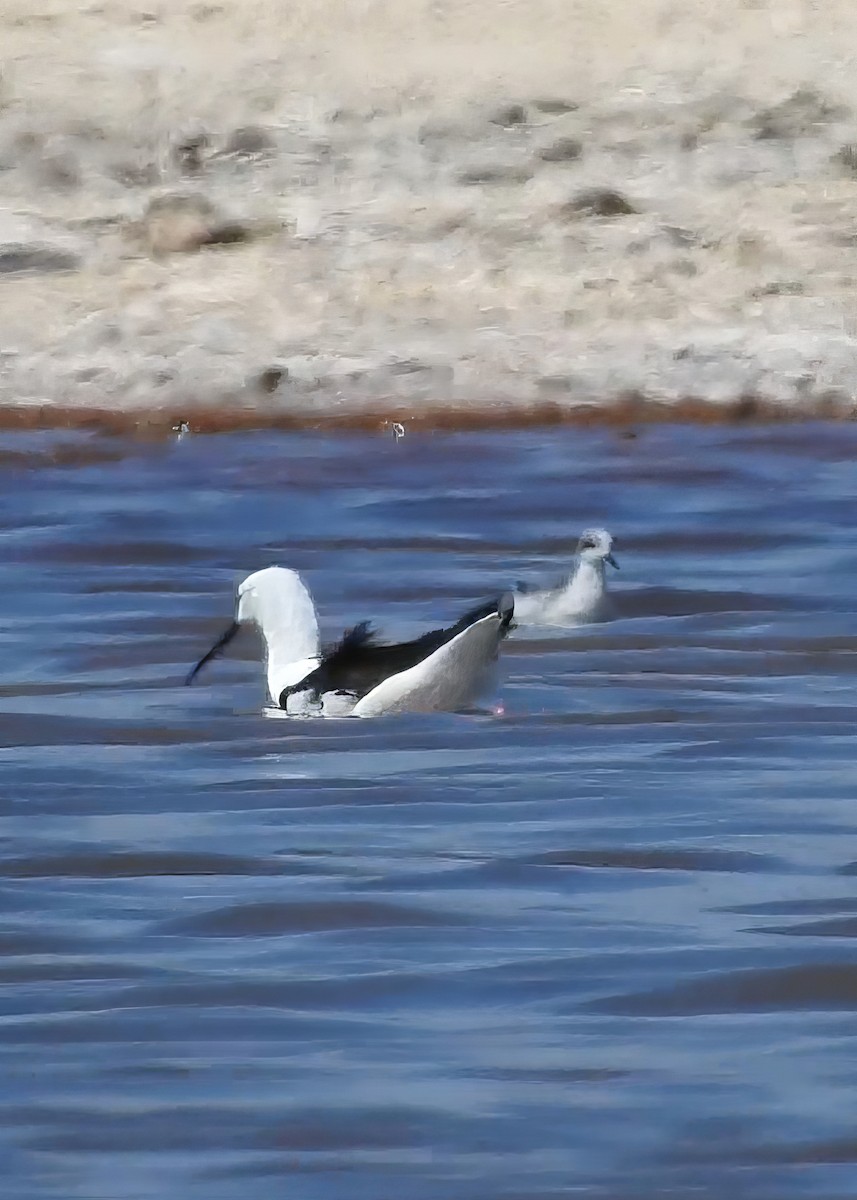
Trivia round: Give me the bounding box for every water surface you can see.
[3,423,857,1199]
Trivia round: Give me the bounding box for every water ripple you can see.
[3,424,857,1199]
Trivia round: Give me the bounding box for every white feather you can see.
[351,613,503,717]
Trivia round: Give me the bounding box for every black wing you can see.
[279,596,512,708]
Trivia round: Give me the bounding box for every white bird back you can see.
[352,612,503,717]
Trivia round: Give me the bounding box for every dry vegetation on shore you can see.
[4,0,857,428]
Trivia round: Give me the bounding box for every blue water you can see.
[3,422,857,1199]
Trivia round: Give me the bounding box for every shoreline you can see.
[5,1,857,430]
[1,391,851,438]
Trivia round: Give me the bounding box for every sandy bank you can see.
[4,0,857,430]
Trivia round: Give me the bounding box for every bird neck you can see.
[567,557,606,607]
[255,601,319,702]
[262,626,318,702]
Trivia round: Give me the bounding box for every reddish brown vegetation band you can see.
[0,393,852,439]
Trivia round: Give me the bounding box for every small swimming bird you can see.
[186,565,515,717]
[512,528,619,627]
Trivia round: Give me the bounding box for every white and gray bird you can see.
[512,528,619,627]
[186,565,514,717]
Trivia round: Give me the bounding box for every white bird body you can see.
[513,528,619,628]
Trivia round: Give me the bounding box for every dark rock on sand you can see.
[536,373,573,395]
[109,158,160,188]
[532,98,579,115]
[256,366,287,393]
[750,280,804,298]
[0,244,81,274]
[558,187,638,218]
[132,193,256,255]
[222,125,277,156]
[489,103,527,127]
[752,87,848,140]
[457,163,531,185]
[190,3,224,20]
[537,136,583,163]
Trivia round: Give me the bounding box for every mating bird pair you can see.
[186,528,618,718]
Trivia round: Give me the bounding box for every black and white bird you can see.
[186,565,515,717]
[513,528,619,627]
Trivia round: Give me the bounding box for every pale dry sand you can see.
[4,0,857,428]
